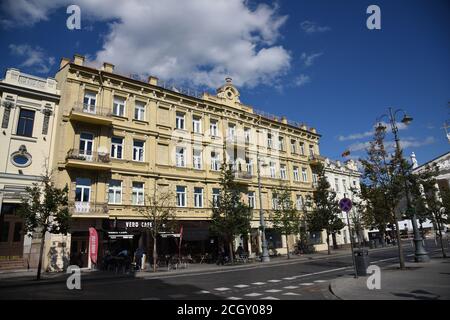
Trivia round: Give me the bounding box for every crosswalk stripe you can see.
[300,283,314,286]
[227,297,243,300]
[252,282,266,285]
[245,293,263,297]
[195,290,210,294]
[283,292,300,296]
[314,280,326,283]
[261,296,280,300]
[265,289,282,293]
[214,287,231,291]
[234,284,249,288]
[283,277,297,280]
[283,286,299,289]
[268,280,281,283]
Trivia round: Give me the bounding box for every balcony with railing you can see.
[308,154,325,166]
[69,102,113,125]
[69,202,109,217]
[65,149,112,170]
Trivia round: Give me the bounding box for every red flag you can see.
[88,227,98,265]
[341,149,351,157]
[179,225,183,248]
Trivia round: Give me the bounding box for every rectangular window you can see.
[210,120,219,137]
[111,137,123,159]
[228,124,236,140]
[280,164,287,180]
[176,147,186,167]
[278,136,284,151]
[272,194,279,210]
[342,179,347,193]
[302,168,308,182]
[335,178,340,192]
[194,187,204,208]
[132,182,144,205]
[246,158,253,174]
[176,112,185,130]
[212,188,220,208]
[269,162,276,178]
[248,192,255,208]
[211,152,220,171]
[133,140,144,162]
[16,109,35,137]
[83,91,96,113]
[313,173,318,185]
[193,149,202,169]
[193,116,202,133]
[113,96,126,117]
[134,101,145,121]
[75,178,91,202]
[293,166,299,181]
[244,128,251,143]
[296,195,303,211]
[176,186,186,207]
[108,180,122,204]
[79,132,94,158]
[300,142,305,155]
[267,133,272,148]
[291,140,296,154]
[309,145,315,156]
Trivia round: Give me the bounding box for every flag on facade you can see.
[342,149,351,157]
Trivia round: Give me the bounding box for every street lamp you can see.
[376,107,429,262]
[256,149,270,262]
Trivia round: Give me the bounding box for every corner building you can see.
[52,55,321,267]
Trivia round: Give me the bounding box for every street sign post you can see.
[339,198,358,279]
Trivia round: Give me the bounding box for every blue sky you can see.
[0,0,448,165]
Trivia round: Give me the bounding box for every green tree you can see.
[358,128,406,269]
[210,165,252,264]
[307,162,345,255]
[271,185,302,259]
[138,181,176,272]
[19,172,70,280]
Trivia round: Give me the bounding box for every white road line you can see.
[268,280,282,283]
[283,292,300,296]
[214,287,231,291]
[370,257,397,264]
[295,266,350,279]
[283,286,299,289]
[265,289,282,293]
[252,282,266,285]
[234,284,249,288]
[245,293,263,297]
[283,277,297,280]
[195,290,210,294]
[227,297,243,300]
[261,296,280,300]
[300,283,314,286]
[314,280,326,283]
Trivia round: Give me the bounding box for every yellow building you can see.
[52,55,321,267]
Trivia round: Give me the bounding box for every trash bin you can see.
[354,249,369,276]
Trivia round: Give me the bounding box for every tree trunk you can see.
[380,230,386,247]
[152,236,158,273]
[436,217,447,258]
[228,241,234,264]
[332,232,338,249]
[393,216,405,269]
[286,234,290,259]
[326,233,331,255]
[37,230,46,280]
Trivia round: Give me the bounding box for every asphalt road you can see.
[0,240,444,300]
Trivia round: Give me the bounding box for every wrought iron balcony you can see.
[69,202,109,217]
[66,149,112,170]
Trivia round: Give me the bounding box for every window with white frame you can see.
[300,142,305,155]
[293,166,299,181]
[133,140,144,162]
[111,137,123,159]
[108,180,122,204]
[210,120,219,137]
[194,187,204,208]
[193,149,202,169]
[272,193,279,210]
[302,167,308,182]
[212,188,220,208]
[113,96,126,117]
[267,133,273,148]
[211,152,220,171]
[75,178,91,202]
[134,101,145,121]
[309,144,315,156]
[176,112,185,130]
[296,195,303,211]
[244,128,251,143]
[246,158,253,174]
[176,147,186,167]
[193,116,202,134]
[313,173,318,185]
[342,179,347,194]
[83,91,96,113]
[291,140,296,154]
[335,178,340,192]
[278,136,284,151]
[132,182,144,205]
[176,186,186,207]
[227,124,236,140]
[79,132,94,157]
[248,192,255,208]
[269,161,276,178]
[280,164,287,180]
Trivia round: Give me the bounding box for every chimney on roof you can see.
[73,54,85,66]
[102,62,114,73]
[281,116,287,124]
[148,76,158,86]
[60,57,70,69]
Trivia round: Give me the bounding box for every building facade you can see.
[0,68,59,270]
[51,55,322,267]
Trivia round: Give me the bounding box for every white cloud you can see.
[347,136,435,153]
[338,122,408,141]
[300,20,331,34]
[9,44,55,73]
[300,52,323,67]
[1,0,292,89]
[294,74,310,87]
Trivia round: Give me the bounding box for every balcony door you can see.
[83,92,96,114]
[75,178,91,213]
[79,133,94,161]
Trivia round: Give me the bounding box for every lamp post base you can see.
[261,254,270,262]
[413,239,430,262]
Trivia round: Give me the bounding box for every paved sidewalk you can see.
[330,258,450,300]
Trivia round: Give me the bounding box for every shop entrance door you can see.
[70,232,89,267]
[0,204,24,258]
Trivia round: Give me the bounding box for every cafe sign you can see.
[124,221,152,229]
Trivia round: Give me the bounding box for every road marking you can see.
[268,280,281,283]
[234,284,249,288]
[245,293,263,297]
[370,257,397,264]
[252,282,266,285]
[300,283,314,286]
[265,289,282,293]
[214,287,231,291]
[283,277,297,280]
[227,297,243,300]
[314,280,326,283]
[283,286,299,289]
[283,292,300,296]
[195,290,210,294]
[261,296,280,300]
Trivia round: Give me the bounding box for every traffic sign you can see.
[339,198,352,212]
